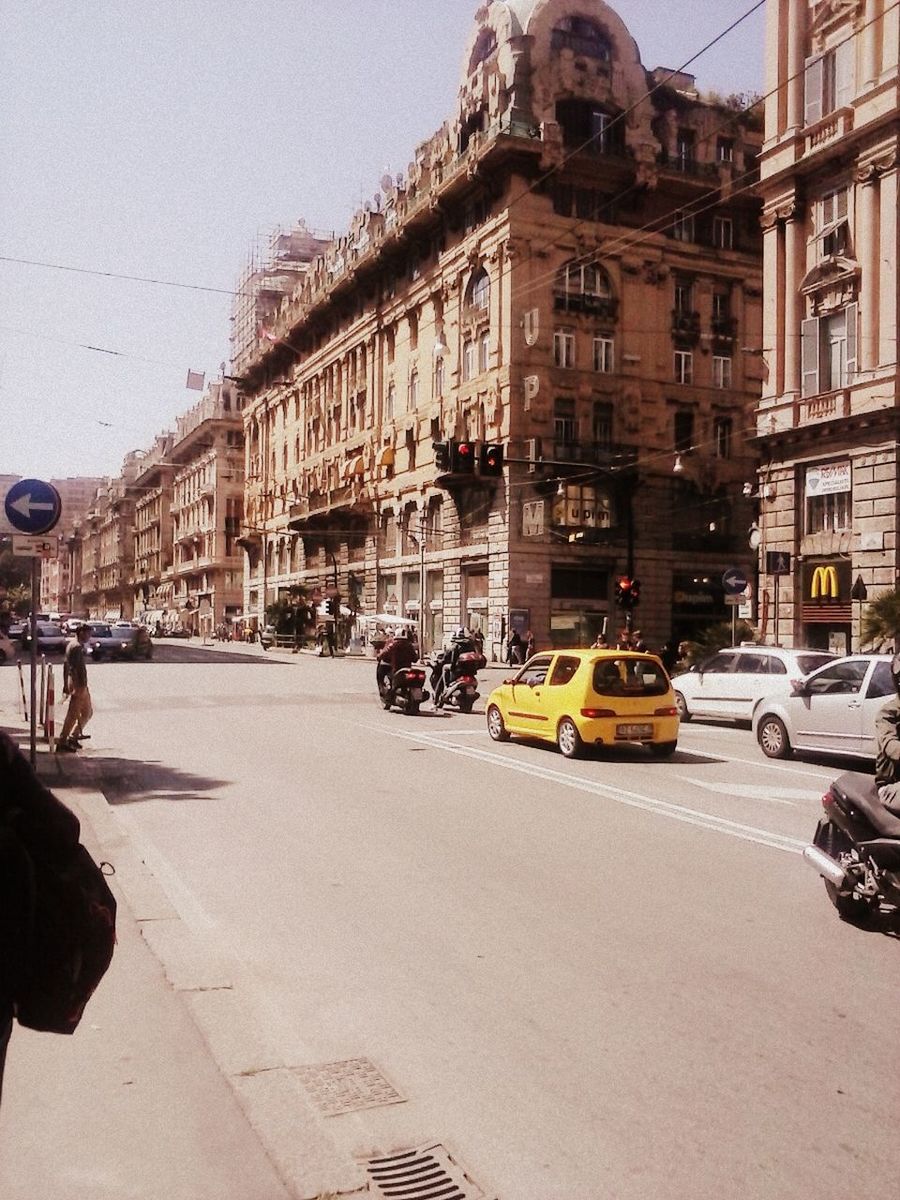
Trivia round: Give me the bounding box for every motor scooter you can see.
[428,649,482,713]
[379,665,429,715]
[803,771,900,923]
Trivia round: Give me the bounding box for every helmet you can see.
[891,653,900,695]
[453,627,469,641]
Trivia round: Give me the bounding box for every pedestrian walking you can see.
[57,624,92,753]
[524,630,536,660]
[506,629,521,666]
[592,632,609,649]
[632,629,648,653]
[0,729,82,1106]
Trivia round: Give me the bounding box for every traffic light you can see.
[614,576,633,608]
[433,440,451,471]
[629,578,641,606]
[450,440,476,473]
[479,442,504,477]
[326,595,339,619]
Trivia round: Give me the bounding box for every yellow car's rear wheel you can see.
[487,704,509,742]
[557,717,582,759]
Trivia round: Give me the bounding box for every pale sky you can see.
[1,1,764,481]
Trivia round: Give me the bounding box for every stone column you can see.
[861,0,880,88]
[858,173,880,371]
[764,0,785,138]
[761,214,783,401]
[783,212,803,396]
[878,166,898,366]
[786,0,807,132]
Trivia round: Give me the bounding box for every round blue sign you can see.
[4,478,62,535]
[722,566,749,596]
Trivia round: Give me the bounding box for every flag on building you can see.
[185,369,205,391]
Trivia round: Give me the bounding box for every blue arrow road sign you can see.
[722,566,749,596]
[4,478,62,535]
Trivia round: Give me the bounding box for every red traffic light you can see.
[450,440,476,473]
[479,443,504,477]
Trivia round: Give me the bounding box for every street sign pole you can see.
[29,559,39,767]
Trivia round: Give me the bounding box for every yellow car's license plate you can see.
[617,723,653,739]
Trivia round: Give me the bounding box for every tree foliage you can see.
[861,586,900,649]
[681,619,758,665]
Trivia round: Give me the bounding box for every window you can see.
[434,356,445,398]
[592,401,613,447]
[555,100,621,154]
[385,381,395,421]
[805,41,854,124]
[716,137,734,163]
[554,261,613,313]
[712,356,732,389]
[675,129,695,169]
[554,330,576,368]
[868,662,894,699]
[554,482,612,528]
[674,278,693,314]
[818,187,849,259]
[674,350,693,384]
[674,409,694,450]
[806,489,851,534]
[801,304,858,396]
[713,416,733,458]
[462,339,477,381]
[551,17,611,59]
[549,656,581,686]
[408,312,419,349]
[592,658,669,697]
[673,210,695,242]
[515,655,552,687]
[805,661,866,696]
[712,290,731,323]
[466,267,490,312]
[553,397,578,443]
[407,370,418,409]
[712,216,733,250]
[469,28,497,71]
[592,336,614,373]
[385,328,395,364]
[479,330,490,373]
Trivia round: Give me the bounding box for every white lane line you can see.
[680,777,824,806]
[365,723,806,855]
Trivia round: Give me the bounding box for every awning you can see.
[103,610,120,622]
[343,454,365,480]
[377,446,395,469]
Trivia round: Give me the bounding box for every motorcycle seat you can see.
[831,771,900,837]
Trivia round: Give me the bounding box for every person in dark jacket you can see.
[875,654,900,807]
[376,630,418,695]
[0,730,81,1106]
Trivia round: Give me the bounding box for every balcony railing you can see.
[553,293,619,319]
[672,310,702,339]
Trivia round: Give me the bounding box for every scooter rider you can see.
[875,653,900,808]
[435,627,477,708]
[376,628,418,698]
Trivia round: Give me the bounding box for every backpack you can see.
[0,735,117,1036]
[13,838,117,1035]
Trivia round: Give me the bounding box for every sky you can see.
[1,0,765,482]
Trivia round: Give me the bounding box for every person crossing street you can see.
[57,624,93,753]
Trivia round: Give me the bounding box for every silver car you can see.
[672,645,837,724]
[753,655,894,761]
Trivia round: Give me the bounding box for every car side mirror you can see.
[790,678,808,696]
[504,677,515,685]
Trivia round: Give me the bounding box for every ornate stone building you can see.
[757,0,899,651]
[238,0,764,653]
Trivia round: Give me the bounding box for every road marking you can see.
[680,777,824,806]
[365,723,807,855]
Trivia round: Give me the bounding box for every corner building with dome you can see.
[237,0,764,655]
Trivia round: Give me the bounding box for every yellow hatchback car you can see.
[486,649,680,759]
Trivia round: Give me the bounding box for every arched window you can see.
[469,28,497,72]
[554,261,613,314]
[552,17,611,60]
[465,267,491,312]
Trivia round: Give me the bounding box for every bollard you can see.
[39,655,47,727]
[45,665,56,747]
[16,660,28,721]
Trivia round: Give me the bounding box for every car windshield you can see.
[38,623,63,635]
[796,652,837,675]
[592,657,670,697]
[90,625,113,637]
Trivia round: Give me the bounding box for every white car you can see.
[672,645,837,724]
[753,655,894,761]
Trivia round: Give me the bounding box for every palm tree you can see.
[861,586,900,649]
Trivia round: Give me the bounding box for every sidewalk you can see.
[0,730,291,1200]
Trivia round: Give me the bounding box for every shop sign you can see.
[522,500,544,538]
[805,462,851,497]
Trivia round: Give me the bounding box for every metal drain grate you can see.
[363,1143,486,1199]
[294,1057,406,1117]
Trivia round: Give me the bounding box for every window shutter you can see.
[835,39,854,109]
[844,302,858,382]
[805,55,824,125]
[801,317,821,396]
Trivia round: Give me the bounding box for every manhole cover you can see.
[363,1143,487,1199]
[294,1057,406,1117]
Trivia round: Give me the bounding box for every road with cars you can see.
[4,644,898,1199]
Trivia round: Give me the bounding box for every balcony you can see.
[553,293,619,320]
[711,316,738,343]
[804,108,854,159]
[671,310,702,340]
[550,440,638,469]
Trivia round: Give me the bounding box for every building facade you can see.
[238,0,764,653]
[131,433,176,626]
[758,0,899,651]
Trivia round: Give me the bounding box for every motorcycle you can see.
[379,665,429,716]
[803,770,900,923]
[428,649,483,713]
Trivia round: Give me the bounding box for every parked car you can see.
[259,624,277,650]
[753,654,894,761]
[486,649,679,759]
[20,621,68,655]
[672,645,837,725]
[109,622,154,661]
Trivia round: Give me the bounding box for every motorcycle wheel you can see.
[487,704,509,742]
[407,700,421,716]
[816,822,878,924]
[557,717,583,759]
[458,696,475,714]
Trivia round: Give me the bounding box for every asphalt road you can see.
[13,644,900,1199]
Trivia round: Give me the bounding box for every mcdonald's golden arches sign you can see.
[802,561,852,624]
